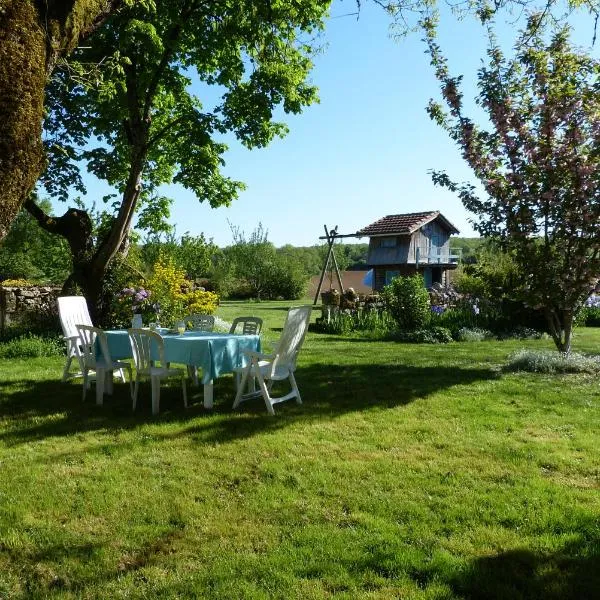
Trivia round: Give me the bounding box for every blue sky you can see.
[68,1,600,248]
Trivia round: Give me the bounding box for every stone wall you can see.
[0,286,61,332]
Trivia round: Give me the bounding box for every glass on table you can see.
[175,320,186,335]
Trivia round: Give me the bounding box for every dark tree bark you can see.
[0,0,122,242]
[24,197,111,321]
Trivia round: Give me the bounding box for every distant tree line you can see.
[0,212,373,300]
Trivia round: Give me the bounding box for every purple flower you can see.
[431,305,445,315]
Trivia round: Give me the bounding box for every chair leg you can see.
[256,370,275,416]
[126,367,134,400]
[182,375,188,408]
[289,371,302,404]
[133,377,140,410]
[105,371,114,395]
[62,352,74,382]
[233,366,251,409]
[96,368,105,406]
[82,368,89,401]
[151,375,161,415]
[118,368,126,382]
[187,365,199,386]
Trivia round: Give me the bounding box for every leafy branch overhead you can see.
[424,14,600,353]
[41,0,329,210]
[31,0,331,318]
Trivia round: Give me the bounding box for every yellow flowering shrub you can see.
[1,279,34,287]
[185,289,219,315]
[145,257,218,326]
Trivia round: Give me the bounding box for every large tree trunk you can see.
[0,0,122,242]
[24,198,110,322]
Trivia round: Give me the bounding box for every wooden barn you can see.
[356,211,461,290]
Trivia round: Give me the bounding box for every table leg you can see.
[203,380,213,409]
[105,372,114,395]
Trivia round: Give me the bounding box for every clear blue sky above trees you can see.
[65,0,599,247]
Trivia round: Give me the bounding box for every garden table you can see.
[102,329,260,409]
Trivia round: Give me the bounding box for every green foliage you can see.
[449,237,484,264]
[218,224,308,300]
[381,274,431,331]
[313,308,392,336]
[0,200,71,283]
[141,232,219,282]
[582,306,600,327]
[506,349,600,373]
[394,326,453,344]
[0,334,63,358]
[451,245,547,334]
[40,0,331,267]
[432,305,482,335]
[100,254,147,328]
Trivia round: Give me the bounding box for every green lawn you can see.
[0,302,598,599]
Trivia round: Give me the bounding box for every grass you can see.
[0,301,598,599]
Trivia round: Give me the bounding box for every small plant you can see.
[456,327,493,342]
[505,349,600,374]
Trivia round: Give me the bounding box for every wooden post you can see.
[313,224,336,305]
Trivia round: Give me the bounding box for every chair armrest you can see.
[242,350,275,361]
[63,334,80,343]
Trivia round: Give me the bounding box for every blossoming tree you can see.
[424,15,600,353]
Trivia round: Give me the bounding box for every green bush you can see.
[381,275,430,331]
[582,306,600,327]
[0,334,63,359]
[394,326,453,344]
[505,349,600,374]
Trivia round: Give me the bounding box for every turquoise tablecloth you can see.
[103,330,260,384]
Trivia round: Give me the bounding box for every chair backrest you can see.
[128,328,166,371]
[57,296,93,338]
[183,314,215,332]
[275,306,312,368]
[229,316,263,336]
[76,324,112,367]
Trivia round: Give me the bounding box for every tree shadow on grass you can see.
[446,535,600,600]
[294,528,599,600]
[0,377,213,446]
[0,362,498,446]
[163,362,499,444]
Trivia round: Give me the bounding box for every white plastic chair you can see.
[76,324,133,405]
[229,316,263,336]
[183,314,215,332]
[181,314,215,385]
[57,296,93,381]
[128,328,187,415]
[233,306,312,415]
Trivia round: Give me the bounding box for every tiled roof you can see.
[356,211,459,236]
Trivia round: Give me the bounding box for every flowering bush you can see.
[145,257,218,326]
[117,287,160,323]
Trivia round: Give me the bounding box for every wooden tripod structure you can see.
[313,224,359,305]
